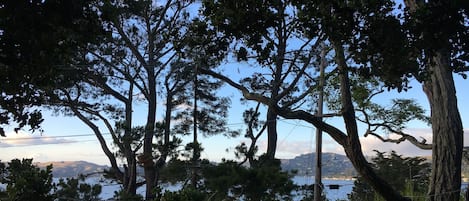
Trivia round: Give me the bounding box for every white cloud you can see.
[276,140,315,159]
[0,131,76,148]
[360,128,469,157]
[263,128,469,159]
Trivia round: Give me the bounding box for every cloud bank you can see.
[274,128,469,158]
[0,131,76,148]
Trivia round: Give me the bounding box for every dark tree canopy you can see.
[0,0,106,136]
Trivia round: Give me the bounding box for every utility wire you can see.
[0,133,112,141]
[1,139,100,148]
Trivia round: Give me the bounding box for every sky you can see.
[0,69,468,166]
[1,0,468,166]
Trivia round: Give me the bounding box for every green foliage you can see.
[55,176,102,201]
[159,156,297,201]
[0,159,55,201]
[0,159,104,201]
[113,190,144,201]
[201,156,296,201]
[159,158,190,184]
[349,151,430,201]
[202,0,278,63]
[0,0,105,135]
[161,187,207,201]
[402,1,469,75]
[324,73,429,134]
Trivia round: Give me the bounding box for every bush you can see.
[0,159,55,201]
[0,158,103,201]
[348,151,430,201]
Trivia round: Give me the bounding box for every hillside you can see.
[35,161,108,178]
[281,152,356,178]
[34,153,469,179]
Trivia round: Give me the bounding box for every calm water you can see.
[1,176,465,200]
[293,176,354,201]
[1,177,460,200]
[85,176,355,200]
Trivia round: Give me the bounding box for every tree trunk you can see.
[143,68,157,200]
[144,8,157,197]
[424,50,463,201]
[124,86,138,195]
[333,42,410,201]
[266,107,278,159]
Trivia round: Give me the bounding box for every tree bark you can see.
[123,84,137,195]
[424,50,463,201]
[143,70,157,201]
[143,4,157,199]
[266,107,278,159]
[332,42,410,201]
[403,1,464,200]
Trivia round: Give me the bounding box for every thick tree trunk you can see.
[424,50,463,201]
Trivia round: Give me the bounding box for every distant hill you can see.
[280,152,357,178]
[36,153,466,179]
[35,161,108,178]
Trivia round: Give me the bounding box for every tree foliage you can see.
[55,176,102,201]
[1,1,467,201]
[0,0,105,136]
[0,159,103,201]
[160,156,297,201]
[202,0,324,159]
[0,159,55,201]
[349,151,430,201]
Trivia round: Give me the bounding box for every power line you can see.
[0,133,112,141]
[0,139,100,148]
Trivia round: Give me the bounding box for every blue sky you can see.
[1,0,468,165]
[1,70,467,165]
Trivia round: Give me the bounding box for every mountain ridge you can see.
[35,160,108,178]
[33,152,359,178]
[280,152,357,177]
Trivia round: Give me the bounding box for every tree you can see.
[338,1,468,200]
[202,0,324,159]
[201,157,297,201]
[0,159,103,201]
[199,1,433,200]
[46,1,195,199]
[285,1,467,200]
[235,103,267,166]
[0,0,104,136]
[55,176,102,201]
[159,157,297,201]
[174,18,240,188]
[400,2,466,200]
[349,151,431,201]
[0,159,55,201]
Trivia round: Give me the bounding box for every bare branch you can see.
[200,67,347,145]
[364,129,432,150]
[358,108,432,150]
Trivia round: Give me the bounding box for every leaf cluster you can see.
[0,158,103,201]
[0,0,107,135]
[0,159,55,201]
[159,156,297,201]
[349,151,430,201]
[55,176,102,201]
